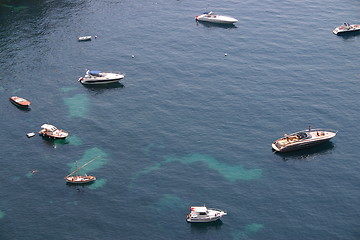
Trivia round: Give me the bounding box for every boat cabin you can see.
[296,132,310,139]
[87,70,102,77]
[41,124,58,133]
[190,206,208,215]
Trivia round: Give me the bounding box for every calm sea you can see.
[1,0,360,239]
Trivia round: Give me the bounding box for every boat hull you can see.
[333,29,360,35]
[272,130,337,152]
[66,179,96,184]
[39,133,68,139]
[186,216,222,223]
[79,71,125,85]
[78,36,92,41]
[186,206,227,223]
[79,78,123,85]
[39,126,69,139]
[272,138,332,152]
[196,14,238,24]
[333,24,360,35]
[9,96,31,108]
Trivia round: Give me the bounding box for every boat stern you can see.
[272,141,282,152]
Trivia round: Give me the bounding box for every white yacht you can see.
[333,23,360,35]
[186,206,227,223]
[195,12,238,24]
[78,70,125,85]
[272,128,337,152]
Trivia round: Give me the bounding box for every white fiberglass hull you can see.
[186,208,227,223]
[196,15,238,24]
[272,130,337,152]
[78,36,92,41]
[79,78,122,85]
[187,216,222,222]
[333,24,360,35]
[79,73,125,85]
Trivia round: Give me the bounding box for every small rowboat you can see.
[9,96,31,108]
[78,36,92,41]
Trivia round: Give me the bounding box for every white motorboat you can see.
[78,70,125,85]
[78,36,92,41]
[333,23,360,35]
[186,206,227,223]
[39,124,69,139]
[272,128,337,153]
[195,12,238,24]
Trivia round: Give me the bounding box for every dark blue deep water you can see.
[1,0,360,239]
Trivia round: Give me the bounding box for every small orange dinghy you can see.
[9,96,31,108]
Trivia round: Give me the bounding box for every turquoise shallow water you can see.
[1,0,360,239]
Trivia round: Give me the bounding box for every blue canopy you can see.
[89,70,101,75]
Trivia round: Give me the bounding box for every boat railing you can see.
[306,128,338,134]
[286,128,338,136]
[208,208,225,212]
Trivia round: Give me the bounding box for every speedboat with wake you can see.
[195,12,238,24]
[186,206,227,223]
[78,70,125,85]
[272,127,337,152]
[333,23,360,35]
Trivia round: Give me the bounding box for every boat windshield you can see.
[88,70,101,76]
[296,132,309,139]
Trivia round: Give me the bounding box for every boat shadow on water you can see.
[189,219,223,232]
[41,136,69,147]
[336,31,360,40]
[66,181,95,186]
[65,182,95,192]
[16,107,31,112]
[11,104,31,112]
[273,141,335,161]
[196,21,237,29]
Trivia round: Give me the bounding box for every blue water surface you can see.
[0,0,360,239]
